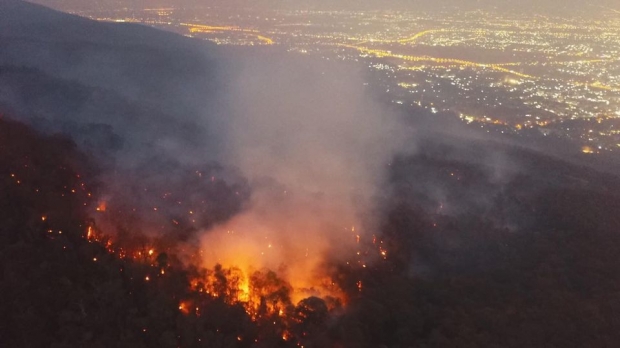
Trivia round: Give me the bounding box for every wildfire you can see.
[76,189,389,345]
[71,210,394,348]
[238,277,251,302]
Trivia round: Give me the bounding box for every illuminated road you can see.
[181,23,274,45]
[396,29,450,44]
[338,43,536,79]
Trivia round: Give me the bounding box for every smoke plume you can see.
[200,50,410,299]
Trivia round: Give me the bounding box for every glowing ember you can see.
[96,201,106,212]
[178,302,190,314]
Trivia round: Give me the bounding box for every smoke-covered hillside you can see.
[2,0,620,347]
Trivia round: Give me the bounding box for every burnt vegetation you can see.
[3,116,620,347]
[334,136,620,347]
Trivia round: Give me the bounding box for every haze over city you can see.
[33,0,620,156]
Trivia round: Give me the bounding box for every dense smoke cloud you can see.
[200,52,410,296]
